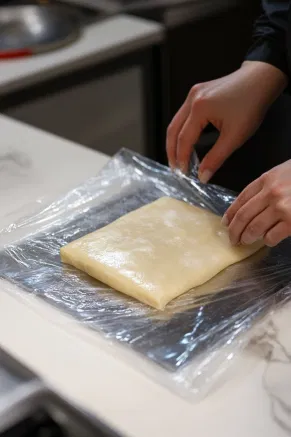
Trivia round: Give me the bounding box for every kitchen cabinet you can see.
[0,16,164,161]
[5,66,145,157]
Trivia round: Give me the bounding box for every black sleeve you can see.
[245,0,290,76]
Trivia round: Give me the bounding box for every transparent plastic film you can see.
[0,149,290,400]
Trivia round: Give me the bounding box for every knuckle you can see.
[235,209,247,224]
[236,195,247,209]
[177,132,186,145]
[166,123,174,137]
[191,93,208,110]
[274,201,291,222]
[274,200,286,215]
[246,222,261,237]
[259,172,267,183]
[269,184,284,201]
[259,172,271,186]
[189,83,201,96]
[236,187,249,206]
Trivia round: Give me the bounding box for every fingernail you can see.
[199,169,213,184]
[179,162,188,174]
[221,214,229,227]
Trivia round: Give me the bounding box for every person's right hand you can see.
[166,61,287,183]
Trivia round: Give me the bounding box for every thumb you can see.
[198,128,244,183]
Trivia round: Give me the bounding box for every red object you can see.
[0,48,34,59]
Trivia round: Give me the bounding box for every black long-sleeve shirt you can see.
[246,1,291,78]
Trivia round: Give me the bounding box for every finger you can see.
[166,101,191,169]
[176,113,207,173]
[228,192,268,245]
[198,128,247,184]
[264,221,290,247]
[223,178,263,226]
[240,206,279,245]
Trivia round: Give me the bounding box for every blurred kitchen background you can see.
[0,0,262,164]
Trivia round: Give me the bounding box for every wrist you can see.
[241,60,288,104]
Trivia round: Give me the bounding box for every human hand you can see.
[166,61,287,183]
[223,160,291,247]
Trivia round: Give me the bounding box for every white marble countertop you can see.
[0,114,291,437]
[0,15,163,96]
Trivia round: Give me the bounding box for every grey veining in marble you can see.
[249,307,291,435]
[0,150,32,189]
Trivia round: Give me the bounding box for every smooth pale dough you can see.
[60,197,263,310]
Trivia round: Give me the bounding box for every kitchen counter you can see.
[0,15,163,96]
[0,115,290,437]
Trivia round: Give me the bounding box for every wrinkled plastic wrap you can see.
[0,149,291,400]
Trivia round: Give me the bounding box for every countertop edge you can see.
[0,15,164,97]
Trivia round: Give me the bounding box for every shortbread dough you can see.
[60,197,263,310]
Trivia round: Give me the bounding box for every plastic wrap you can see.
[0,148,291,400]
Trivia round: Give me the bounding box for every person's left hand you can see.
[223,160,291,247]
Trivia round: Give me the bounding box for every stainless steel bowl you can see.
[0,5,81,55]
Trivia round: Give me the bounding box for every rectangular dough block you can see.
[60,197,263,310]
